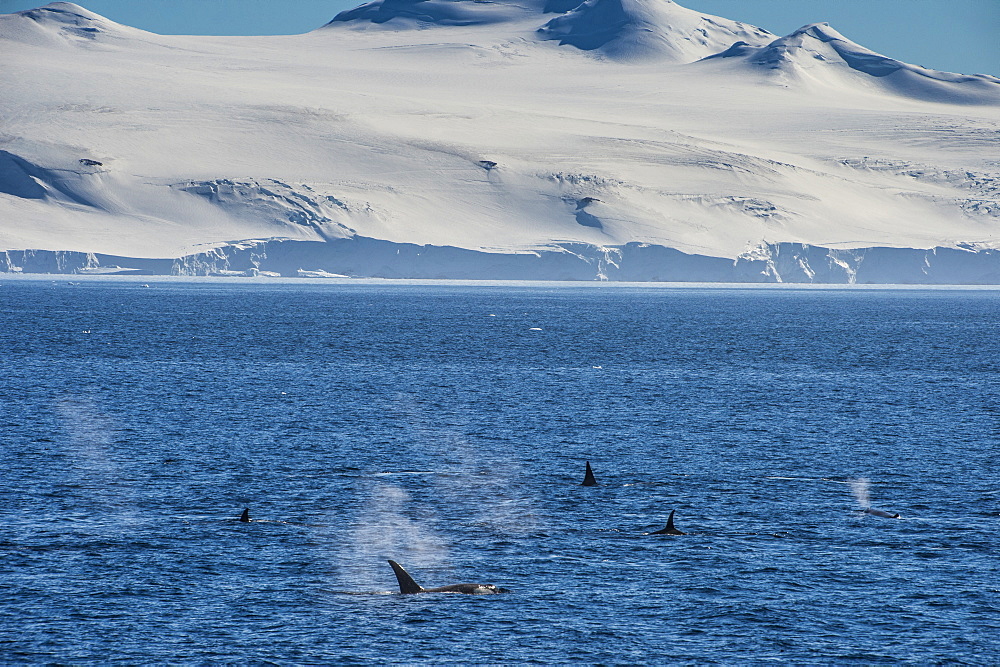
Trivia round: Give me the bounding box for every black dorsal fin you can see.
[582,460,597,486]
[239,508,250,523]
[665,509,686,534]
[647,509,686,535]
[388,560,425,594]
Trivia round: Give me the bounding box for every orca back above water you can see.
[581,461,597,486]
[387,560,509,595]
[239,508,250,523]
[647,510,686,535]
[862,507,901,519]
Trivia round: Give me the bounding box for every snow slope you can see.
[1,1,999,280]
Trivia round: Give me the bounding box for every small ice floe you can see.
[529,327,542,331]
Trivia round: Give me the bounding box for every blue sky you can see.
[2,0,997,75]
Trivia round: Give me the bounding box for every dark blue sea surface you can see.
[1,278,998,663]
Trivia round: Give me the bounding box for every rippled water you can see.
[2,278,998,663]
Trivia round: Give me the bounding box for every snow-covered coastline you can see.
[2,1,998,282]
[5,239,1000,284]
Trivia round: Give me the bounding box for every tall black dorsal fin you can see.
[239,508,250,523]
[665,509,683,534]
[388,560,425,594]
[582,461,597,486]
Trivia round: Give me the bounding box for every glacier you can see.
[1,0,999,282]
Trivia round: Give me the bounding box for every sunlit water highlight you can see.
[1,279,998,662]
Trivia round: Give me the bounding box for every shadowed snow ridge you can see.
[537,0,773,61]
[327,0,564,28]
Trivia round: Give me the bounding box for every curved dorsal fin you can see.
[648,509,686,535]
[665,509,686,535]
[582,460,597,486]
[388,560,425,594]
[239,508,250,523]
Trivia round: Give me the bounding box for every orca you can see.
[387,560,510,595]
[581,460,597,486]
[239,508,250,523]
[862,507,900,519]
[647,509,686,535]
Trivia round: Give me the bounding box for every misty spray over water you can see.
[55,395,138,521]
[394,392,539,534]
[849,477,871,509]
[341,483,449,591]
[336,391,540,591]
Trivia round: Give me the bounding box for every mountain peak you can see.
[702,21,1000,104]
[3,2,141,47]
[536,0,774,62]
[769,22,903,76]
[20,2,110,26]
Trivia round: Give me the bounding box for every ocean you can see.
[1,278,998,663]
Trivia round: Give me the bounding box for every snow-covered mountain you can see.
[1,0,999,282]
[537,0,774,62]
[702,22,1000,105]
